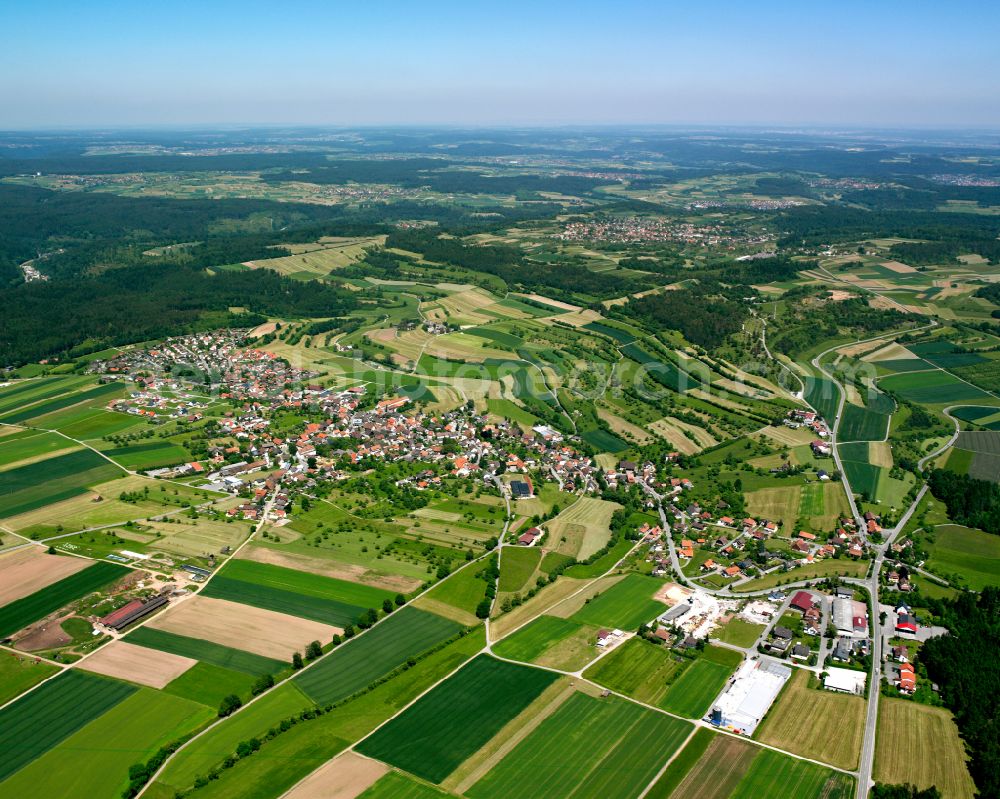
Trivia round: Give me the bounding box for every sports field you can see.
[0,560,129,637]
[570,573,667,630]
[583,637,687,706]
[467,692,692,799]
[294,607,462,704]
[660,647,743,718]
[0,448,124,518]
[0,687,213,799]
[126,626,286,675]
[756,668,864,770]
[875,699,975,799]
[0,669,136,783]
[202,559,394,627]
[925,524,1000,590]
[356,655,558,784]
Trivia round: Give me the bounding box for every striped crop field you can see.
[0,561,129,637]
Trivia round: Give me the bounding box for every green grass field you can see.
[0,561,129,638]
[467,692,692,799]
[0,382,122,425]
[359,772,451,798]
[154,682,314,792]
[492,615,584,662]
[356,655,558,784]
[0,431,77,467]
[103,440,192,470]
[0,669,136,783]
[570,573,666,630]
[294,607,462,704]
[580,428,629,453]
[126,626,286,675]
[498,547,542,593]
[163,662,258,707]
[643,727,715,799]
[925,524,1000,590]
[660,647,743,719]
[202,559,394,627]
[0,448,124,518]
[583,637,687,706]
[715,618,766,647]
[880,370,993,405]
[839,403,889,442]
[0,687,213,799]
[0,654,59,706]
[730,748,854,799]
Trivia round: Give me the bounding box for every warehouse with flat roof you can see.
[710,658,791,735]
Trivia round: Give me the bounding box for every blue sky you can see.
[1,1,997,128]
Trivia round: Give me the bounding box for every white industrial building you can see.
[709,658,792,735]
[823,667,867,695]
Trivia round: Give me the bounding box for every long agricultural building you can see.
[99,593,169,631]
[710,658,791,736]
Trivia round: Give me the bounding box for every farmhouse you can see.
[99,593,169,631]
[833,597,869,638]
[789,591,815,613]
[710,658,791,735]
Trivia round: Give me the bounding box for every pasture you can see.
[0,653,59,706]
[203,559,394,627]
[294,607,462,704]
[0,687,213,799]
[547,496,619,560]
[875,699,975,799]
[493,615,582,663]
[583,637,686,706]
[0,560,129,638]
[467,692,692,799]
[356,655,558,783]
[660,647,743,719]
[498,546,542,593]
[755,669,864,770]
[570,573,668,630]
[0,448,124,519]
[0,669,136,783]
[925,524,1000,590]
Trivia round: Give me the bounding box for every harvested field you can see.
[80,639,196,689]
[547,496,619,561]
[864,342,918,362]
[147,596,340,660]
[869,441,893,468]
[237,544,421,593]
[596,405,653,444]
[669,733,758,799]
[756,668,864,770]
[755,424,816,448]
[284,752,388,799]
[516,293,580,312]
[875,699,975,799]
[882,260,917,273]
[0,547,89,607]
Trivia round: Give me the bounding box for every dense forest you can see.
[927,469,1000,535]
[920,588,1000,799]
[0,264,357,366]
[623,287,748,350]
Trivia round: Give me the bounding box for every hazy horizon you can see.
[2,1,998,128]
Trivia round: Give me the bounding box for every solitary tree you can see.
[218,694,243,717]
[291,651,304,670]
[306,640,322,661]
